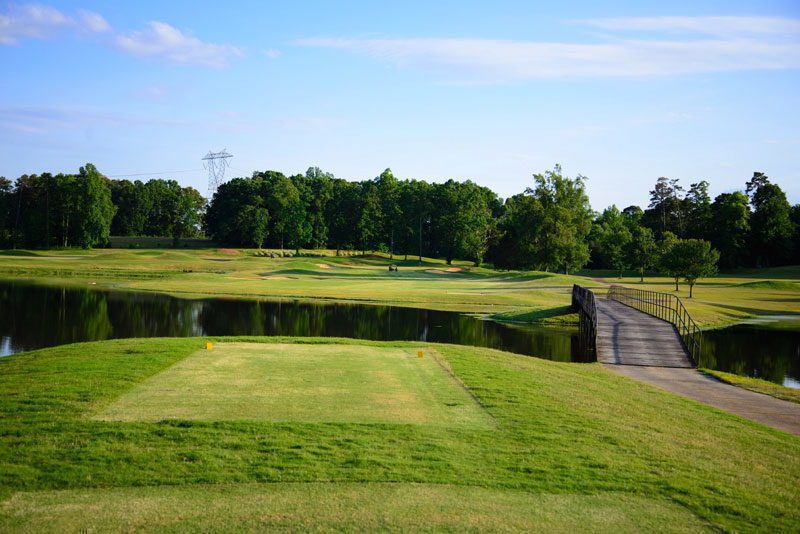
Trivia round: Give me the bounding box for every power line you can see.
[202,149,233,196]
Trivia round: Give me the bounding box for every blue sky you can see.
[1,0,798,210]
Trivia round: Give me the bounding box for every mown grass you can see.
[0,337,798,531]
[0,248,591,315]
[489,305,579,325]
[95,343,494,427]
[701,369,800,404]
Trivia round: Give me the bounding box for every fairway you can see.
[95,343,494,427]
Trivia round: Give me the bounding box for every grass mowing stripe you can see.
[0,483,713,533]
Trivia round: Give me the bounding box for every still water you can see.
[1,281,798,387]
[0,281,586,362]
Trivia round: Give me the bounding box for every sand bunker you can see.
[425,267,467,274]
[218,249,241,256]
[226,276,295,281]
[317,263,345,269]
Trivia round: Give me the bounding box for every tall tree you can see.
[304,167,334,249]
[236,205,270,248]
[709,192,750,268]
[74,164,115,248]
[525,165,592,273]
[594,205,632,278]
[629,226,658,282]
[357,182,382,255]
[375,169,401,259]
[684,180,712,240]
[749,182,794,266]
[327,179,361,255]
[645,177,684,238]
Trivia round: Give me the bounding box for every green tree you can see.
[749,181,794,266]
[629,226,658,282]
[357,182,382,255]
[594,205,632,278]
[644,177,684,238]
[75,164,116,248]
[710,192,750,268]
[375,169,401,259]
[236,205,270,248]
[526,165,592,273]
[327,179,361,255]
[432,180,494,266]
[670,239,719,298]
[304,167,334,249]
[684,180,712,240]
[659,232,682,291]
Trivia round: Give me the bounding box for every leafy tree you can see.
[745,171,769,200]
[236,205,270,248]
[594,205,632,278]
[670,239,719,298]
[397,179,432,263]
[432,180,494,266]
[375,169,401,259]
[710,192,750,268]
[74,164,115,248]
[327,179,361,255]
[525,165,592,273]
[492,193,542,270]
[304,167,334,249]
[749,182,794,266]
[261,172,308,252]
[659,232,682,291]
[629,226,658,282]
[644,177,684,238]
[684,180,712,240]
[357,182,382,254]
[0,177,11,247]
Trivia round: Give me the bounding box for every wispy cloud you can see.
[116,21,243,67]
[295,16,800,81]
[0,106,186,135]
[581,16,800,37]
[0,3,108,45]
[263,48,281,59]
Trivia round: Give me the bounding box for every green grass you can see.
[489,305,579,325]
[95,343,494,427]
[1,337,798,532]
[700,369,800,404]
[0,483,711,533]
[0,248,595,314]
[2,248,799,327]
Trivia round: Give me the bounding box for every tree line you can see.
[0,165,205,248]
[1,164,798,282]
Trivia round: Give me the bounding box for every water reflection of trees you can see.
[1,281,583,363]
[699,327,800,385]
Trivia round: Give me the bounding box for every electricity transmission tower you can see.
[202,149,233,196]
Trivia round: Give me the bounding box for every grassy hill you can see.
[0,337,798,532]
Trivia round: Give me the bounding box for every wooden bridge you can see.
[572,285,699,368]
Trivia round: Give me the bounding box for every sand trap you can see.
[425,268,466,274]
[218,249,241,256]
[225,276,295,281]
[317,263,345,269]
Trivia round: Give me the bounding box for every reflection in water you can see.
[698,325,800,388]
[0,281,588,363]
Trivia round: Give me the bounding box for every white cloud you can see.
[295,16,800,81]
[116,21,243,67]
[0,3,72,44]
[77,9,111,33]
[263,48,281,59]
[581,16,800,37]
[0,4,110,45]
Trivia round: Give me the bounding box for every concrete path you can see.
[595,299,693,368]
[605,364,800,437]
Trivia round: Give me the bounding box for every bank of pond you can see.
[0,280,798,388]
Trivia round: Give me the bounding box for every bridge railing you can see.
[606,285,701,365]
[571,285,597,356]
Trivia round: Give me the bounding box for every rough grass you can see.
[0,337,798,532]
[95,343,494,427]
[0,483,712,533]
[701,369,800,404]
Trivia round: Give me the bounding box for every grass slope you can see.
[0,337,798,532]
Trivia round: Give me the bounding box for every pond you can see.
[0,280,587,363]
[2,280,798,388]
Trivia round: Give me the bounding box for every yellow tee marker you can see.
[417,350,424,358]
[206,342,213,351]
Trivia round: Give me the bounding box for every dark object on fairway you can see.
[389,264,398,272]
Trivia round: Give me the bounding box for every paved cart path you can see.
[605,364,800,437]
[595,299,694,368]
